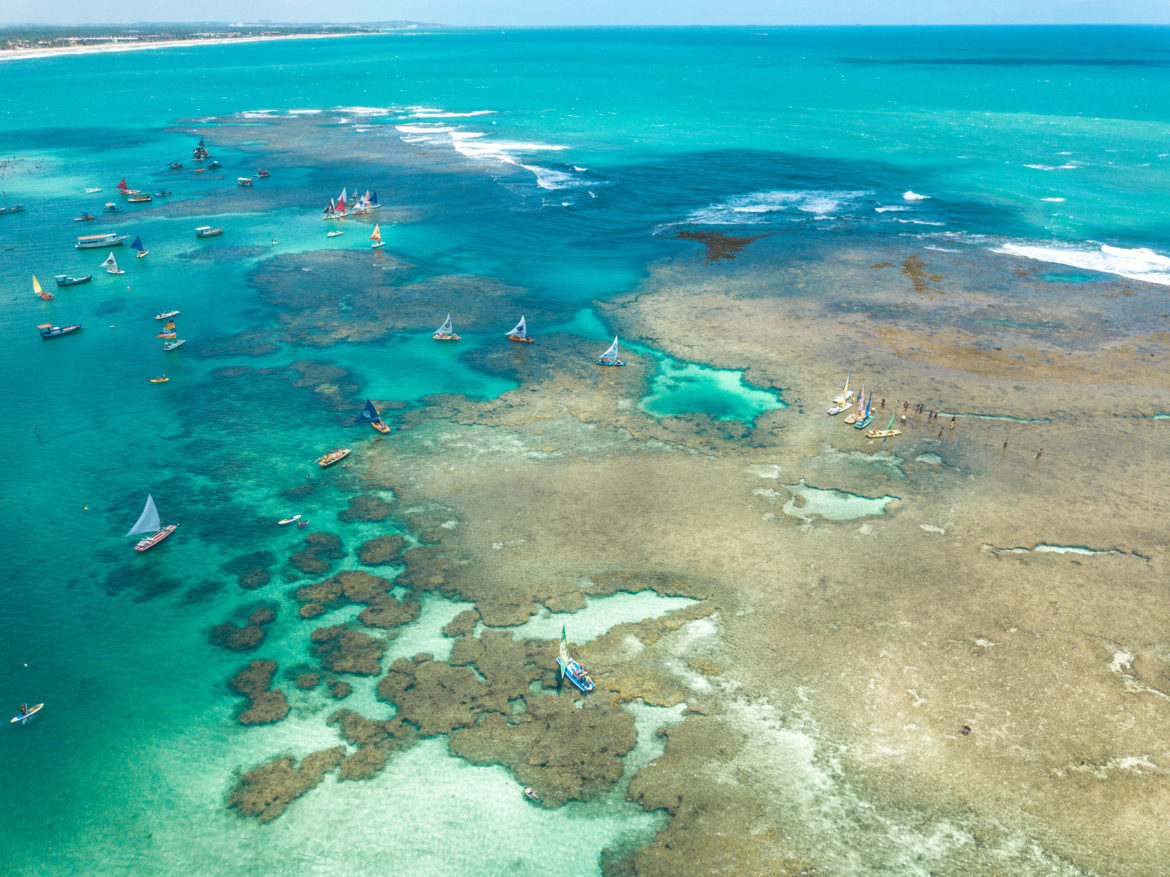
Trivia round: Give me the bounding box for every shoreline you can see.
[0,30,390,63]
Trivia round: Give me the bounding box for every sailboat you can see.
[159,320,185,350]
[432,313,460,341]
[131,235,148,258]
[832,369,853,406]
[369,224,383,248]
[334,187,347,217]
[32,275,52,301]
[865,410,901,439]
[126,494,178,552]
[506,315,534,343]
[355,399,391,434]
[853,393,874,429]
[596,336,626,366]
[368,190,380,211]
[844,387,866,424]
[557,626,595,693]
[102,252,124,275]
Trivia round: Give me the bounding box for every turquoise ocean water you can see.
[3,26,1170,874]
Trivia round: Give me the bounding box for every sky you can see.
[2,0,1170,27]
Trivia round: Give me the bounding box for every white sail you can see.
[102,253,116,268]
[436,313,453,335]
[598,336,620,362]
[126,494,161,537]
[506,315,527,337]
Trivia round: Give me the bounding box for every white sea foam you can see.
[1040,197,1066,202]
[995,241,1170,286]
[874,205,909,213]
[403,106,495,119]
[902,190,930,201]
[520,163,590,190]
[684,189,868,225]
[1024,163,1078,171]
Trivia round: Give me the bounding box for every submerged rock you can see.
[227,659,290,725]
[449,694,636,807]
[289,531,345,575]
[227,746,346,822]
[295,570,395,607]
[339,494,395,522]
[358,593,420,630]
[442,609,480,638]
[376,655,506,735]
[358,534,405,565]
[311,625,386,675]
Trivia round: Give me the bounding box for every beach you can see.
[2,27,1170,875]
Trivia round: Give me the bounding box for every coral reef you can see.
[289,531,345,575]
[311,625,386,675]
[339,494,395,523]
[227,659,290,725]
[358,534,405,565]
[227,747,346,822]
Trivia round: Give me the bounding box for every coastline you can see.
[0,30,388,63]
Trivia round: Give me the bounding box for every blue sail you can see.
[369,191,378,206]
[130,235,144,252]
[355,399,381,423]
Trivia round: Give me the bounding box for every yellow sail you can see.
[369,224,381,243]
[32,275,43,295]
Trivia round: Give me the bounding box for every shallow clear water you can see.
[3,26,1170,874]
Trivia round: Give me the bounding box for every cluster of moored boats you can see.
[432,313,626,366]
[825,369,902,439]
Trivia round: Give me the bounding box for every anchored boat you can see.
[54,274,92,287]
[506,315,534,343]
[195,226,223,238]
[316,448,352,467]
[557,625,594,693]
[595,336,626,367]
[355,400,391,434]
[76,232,128,249]
[865,411,901,440]
[37,323,81,338]
[432,313,460,341]
[126,494,178,552]
[102,252,124,275]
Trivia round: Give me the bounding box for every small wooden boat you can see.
[826,401,852,416]
[158,322,184,351]
[432,313,460,341]
[126,494,178,551]
[102,202,123,214]
[164,339,186,351]
[843,387,866,424]
[195,226,223,238]
[506,315,534,343]
[131,236,149,258]
[0,205,24,215]
[355,400,391,434]
[316,448,352,468]
[126,193,152,203]
[326,230,344,238]
[168,162,184,170]
[73,213,96,222]
[832,369,853,406]
[853,395,874,429]
[32,275,51,301]
[237,177,253,187]
[277,514,302,526]
[37,323,82,338]
[154,190,172,197]
[55,274,93,286]
[156,310,180,320]
[150,376,169,383]
[557,626,595,693]
[10,703,44,725]
[596,336,625,367]
[865,412,902,440]
[522,788,541,804]
[256,169,270,178]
